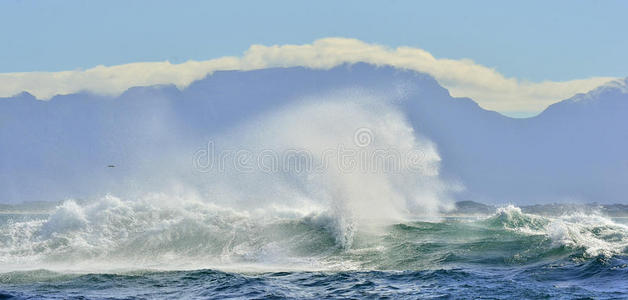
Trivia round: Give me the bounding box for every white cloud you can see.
[0,38,617,115]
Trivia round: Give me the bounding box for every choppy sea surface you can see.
[1,198,627,299]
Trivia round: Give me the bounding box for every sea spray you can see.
[0,91,461,271]
[191,92,456,247]
[4,92,626,274]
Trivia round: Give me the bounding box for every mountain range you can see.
[1,63,626,204]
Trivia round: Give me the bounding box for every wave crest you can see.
[485,205,628,258]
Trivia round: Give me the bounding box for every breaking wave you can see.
[1,91,626,299]
[1,196,626,273]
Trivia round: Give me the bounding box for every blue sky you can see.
[1,0,627,82]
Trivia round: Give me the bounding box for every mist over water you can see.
[192,92,456,244]
[1,87,627,298]
[0,91,458,271]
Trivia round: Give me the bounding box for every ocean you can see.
[1,200,627,299]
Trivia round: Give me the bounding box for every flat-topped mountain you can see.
[1,64,626,204]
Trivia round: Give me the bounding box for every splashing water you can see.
[1,92,627,298]
[188,93,456,248]
[0,92,458,271]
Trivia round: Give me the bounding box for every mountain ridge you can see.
[1,63,626,204]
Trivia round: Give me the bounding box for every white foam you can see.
[492,205,628,258]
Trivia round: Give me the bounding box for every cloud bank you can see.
[0,38,617,115]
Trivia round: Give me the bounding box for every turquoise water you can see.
[1,202,627,299]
